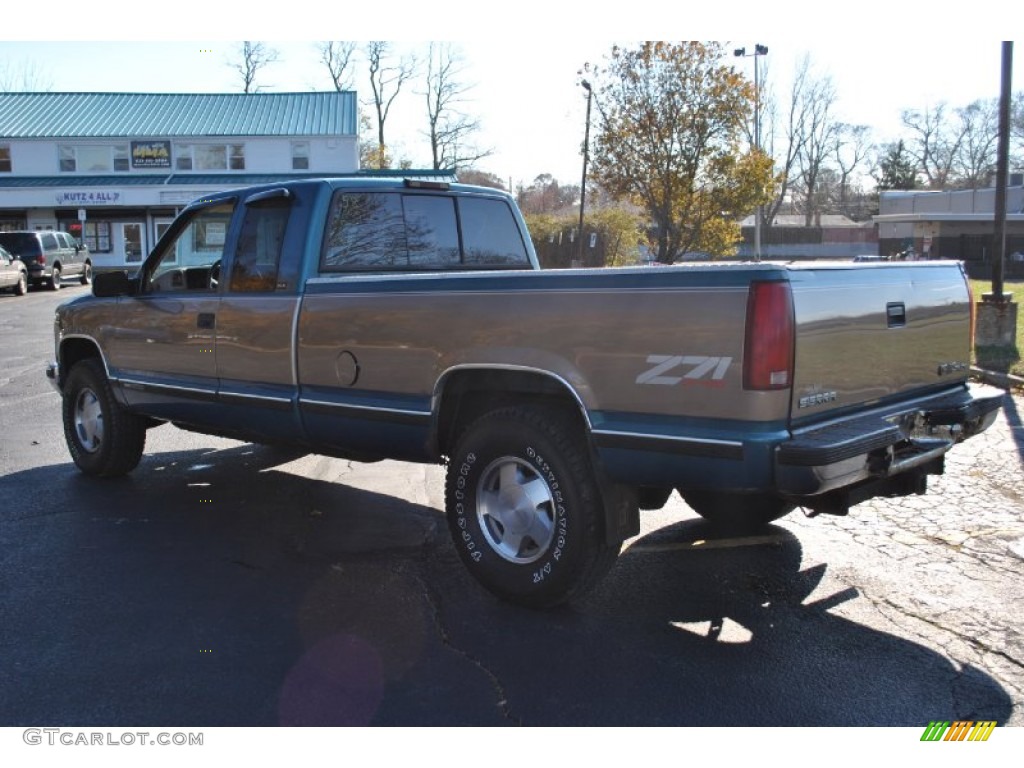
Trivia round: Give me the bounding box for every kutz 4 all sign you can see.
[920,720,997,742]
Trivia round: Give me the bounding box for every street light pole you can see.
[735,44,768,262]
[577,79,592,268]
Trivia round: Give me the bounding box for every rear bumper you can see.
[775,383,1005,499]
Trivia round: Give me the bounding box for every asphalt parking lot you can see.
[1,284,1022,726]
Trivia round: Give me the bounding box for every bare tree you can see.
[901,99,1005,189]
[364,41,416,169]
[953,98,999,188]
[832,123,872,219]
[231,41,279,94]
[901,103,962,189]
[318,41,356,92]
[790,59,840,225]
[0,59,51,91]
[761,56,815,228]
[423,43,491,171]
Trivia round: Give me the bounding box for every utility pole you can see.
[577,80,593,269]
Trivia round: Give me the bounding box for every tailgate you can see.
[786,262,972,425]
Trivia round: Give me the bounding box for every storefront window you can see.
[58,145,131,173]
[83,221,112,253]
[0,145,11,173]
[230,144,245,170]
[174,143,244,171]
[175,144,193,171]
[291,142,309,170]
[195,145,227,170]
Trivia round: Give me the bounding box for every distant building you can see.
[874,177,1024,277]
[0,91,359,269]
[737,214,878,260]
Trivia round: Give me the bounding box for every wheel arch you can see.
[58,335,108,390]
[431,365,592,458]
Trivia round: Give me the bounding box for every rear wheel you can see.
[680,490,793,536]
[445,406,622,608]
[49,265,62,290]
[13,271,27,296]
[63,358,146,477]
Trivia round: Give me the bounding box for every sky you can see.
[2,2,1021,191]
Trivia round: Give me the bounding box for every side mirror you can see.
[92,270,137,298]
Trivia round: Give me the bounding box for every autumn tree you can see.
[457,169,506,189]
[231,41,278,94]
[589,205,644,266]
[423,43,491,171]
[516,174,579,215]
[585,42,772,262]
[365,41,416,169]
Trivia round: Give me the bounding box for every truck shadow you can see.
[0,444,1014,727]
[1001,390,1024,468]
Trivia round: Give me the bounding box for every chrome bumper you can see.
[775,383,1005,498]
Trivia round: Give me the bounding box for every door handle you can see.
[197,312,215,329]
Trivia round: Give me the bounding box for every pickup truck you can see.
[47,177,1005,607]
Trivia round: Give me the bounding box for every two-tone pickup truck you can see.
[47,176,1004,607]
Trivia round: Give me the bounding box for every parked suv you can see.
[0,230,92,290]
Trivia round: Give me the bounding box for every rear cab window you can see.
[319,189,529,273]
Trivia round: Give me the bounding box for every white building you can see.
[0,91,359,270]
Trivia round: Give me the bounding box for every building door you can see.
[154,218,174,249]
[121,222,145,265]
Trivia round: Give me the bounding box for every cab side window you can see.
[230,197,290,293]
[321,192,406,271]
[145,201,236,293]
[458,197,530,267]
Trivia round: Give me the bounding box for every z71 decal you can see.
[636,355,732,386]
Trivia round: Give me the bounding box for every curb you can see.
[971,366,1024,391]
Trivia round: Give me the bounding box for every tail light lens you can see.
[744,280,794,390]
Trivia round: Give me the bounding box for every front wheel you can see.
[680,490,794,535]
[445,406,621,608]
[62,359,146,476]
[80,262,93,285]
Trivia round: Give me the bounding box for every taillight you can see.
[36,254,45,265]
[744,280,794,390]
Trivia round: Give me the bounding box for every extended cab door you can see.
[105,200,235,423]
[213,187,304,442]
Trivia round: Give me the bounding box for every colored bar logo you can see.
[921,721,997,741]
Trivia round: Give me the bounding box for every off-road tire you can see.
[445,406,621,608]
[680,489,793,535]
[62,358,146,477]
